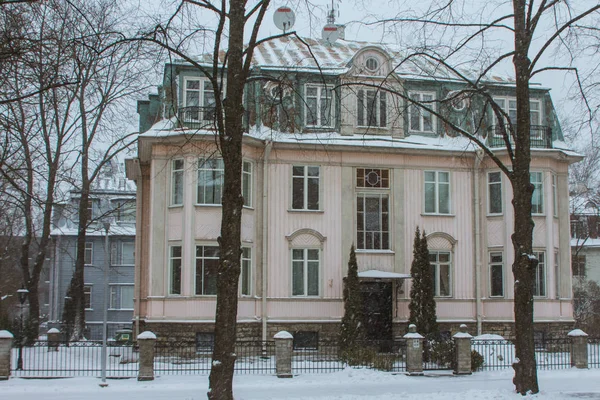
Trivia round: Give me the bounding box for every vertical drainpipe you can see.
[261,141,273,343]
[474,149,484,335]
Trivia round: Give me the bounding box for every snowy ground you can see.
[2,368,599,400]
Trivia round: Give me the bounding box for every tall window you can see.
[183,78,216,122]
[530,172,544,215]
[554,251,560,299]
[121,242,135,265]
[242,161,253,207]
[109,285,134,309]
[409,92,435,133]
[169,246,182,295]
[493,98,541,131]
[83,242,93,265]
[572,254,586,278]
[552,174,558,217]
[171,159,184,206]
[197,158,224,205]
[424,171,450,214]
[292,166,320,210]
[357,194,389,250]
[84,285,92,309]
[488,172,502,215]
[533,251,546,297]
[196,245,219,295]
[357,89,386,128]
[489,252,504,297]
[115,200,136,222]
[240,247,251,296]
[305,85,334,128]
[429,251,451,297]
[292,248,319,296]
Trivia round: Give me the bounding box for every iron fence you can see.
[423,339,455,371]
[11,340,138,378]
[535,337,571,370]
[589,338,600,368]
[153,340,275,375]
[472,339,514,370]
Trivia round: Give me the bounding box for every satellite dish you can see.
[322,24,340,44]
[273,6,296,32]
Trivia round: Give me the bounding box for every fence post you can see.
[137,331,157,381]
[568,329,588,369]
[274,331,293,378]
[47,328,60,352]
[453,324,472,375]
[0,330,13,380]
[403,324,424,375]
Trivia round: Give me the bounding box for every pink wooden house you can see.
[126,36,579,347]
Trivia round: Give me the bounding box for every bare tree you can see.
[362,0,600,393]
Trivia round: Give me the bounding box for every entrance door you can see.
[360,281,393,343]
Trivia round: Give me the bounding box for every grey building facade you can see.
[47,162,136,339]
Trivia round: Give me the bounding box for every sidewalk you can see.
[1,368,599,399]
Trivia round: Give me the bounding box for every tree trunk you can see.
[207,0,246,398]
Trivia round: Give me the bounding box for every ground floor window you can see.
[489,252,504,297]
[429,251,451,297]
[533,251,546,297]
[293,331,318,350]
[196,245,219,295]
[292,248,319,296]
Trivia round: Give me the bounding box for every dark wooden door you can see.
[361,281,393,343]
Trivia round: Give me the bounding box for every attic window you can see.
[365,57,379,72]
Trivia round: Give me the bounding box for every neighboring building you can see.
[570,191,600,286]
[47,161,136,339]
[126,35,579,345]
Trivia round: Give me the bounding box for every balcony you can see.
[486,125,553,149]
[177,106,217,130]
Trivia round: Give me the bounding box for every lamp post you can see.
[100,219,110,387]
[16,287,29,371]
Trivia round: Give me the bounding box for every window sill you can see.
[243,205,254,211]
[532,214,545,217]
[108,308,134,311]
[291,295,321,299]
[112,264,135,267]
[486,213,503,218]
[168,204,184,209]
[408,130,436,135]
[194,204,222,208]
[421,213,455,217]
[287,209,324,214]
[355,249,394,254]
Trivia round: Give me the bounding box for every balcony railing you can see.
[487,125,552,149]
[177,106,217,129]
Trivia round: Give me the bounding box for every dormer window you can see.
[357,89,386,128]
[182,77,218,123]
[305,84,334,128]
[365,57,379,72]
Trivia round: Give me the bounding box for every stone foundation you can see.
[136,320,574,342]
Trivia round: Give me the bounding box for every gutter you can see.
[474,149,484,335]
[261,140,273,343]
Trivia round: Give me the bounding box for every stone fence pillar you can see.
[137,331,157,381]
[0,330,14,380]
[47,328,60,352]
[274,331,293,378]
[568,329,588,369]
[403,324,424,375]
[453,324,472,375]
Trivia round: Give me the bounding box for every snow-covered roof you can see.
[51,224,136,237]
[358,270,411,279]
[181,36,522,85]
[571,238,600,248]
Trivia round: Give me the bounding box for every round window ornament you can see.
[273,6,296,32]
[450,97,466,111]
[365,57,379,72]
[322,24,340,44]
[365,170,381,187]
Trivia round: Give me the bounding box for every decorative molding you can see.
[286,228,326,249]
[426,231,457,250]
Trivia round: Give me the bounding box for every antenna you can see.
[322,0,341,44]
[327,0,335,24]
[273,6,296,33]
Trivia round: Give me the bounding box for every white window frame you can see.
[408,91,436,133]
[489,251,504,297]
[171,159,184,206]
[530,171,544,215]
[356,88,387,128]
[168,245,182,296]
[424,171,451,215]
[240,247,252,296]
[492,97,542,136]
[195,245,219,296]
[554,250,560,299]
[242,160,253,208]
[84,284,93,310]
[356,193,390,250]
[291,248,320,297]
[305,84,335,128]
[84,242,93,265]
[487,171,503,215]
[429,251,452,297]
[291,165,320,211]
[533,250,546,298]
[182,77,220,122]
[109,284,134,310]
[197,158,224,205]
[119,242,135,266]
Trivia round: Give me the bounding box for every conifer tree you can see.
[408,227,438,338]
[340,245,364,353]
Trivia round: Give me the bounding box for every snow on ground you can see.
[2,367,599,400]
